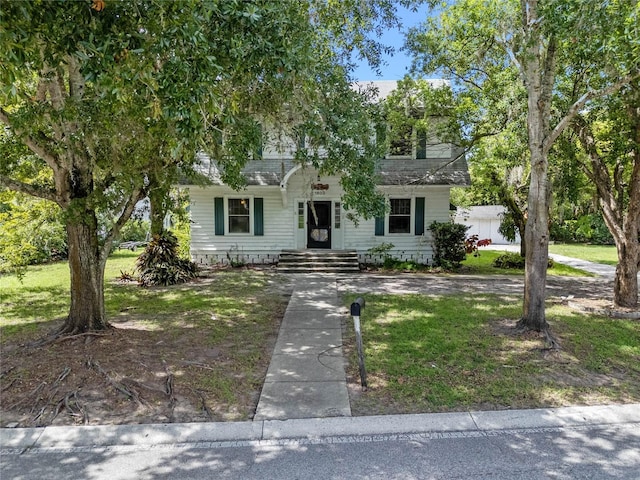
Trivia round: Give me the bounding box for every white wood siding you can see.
[188,174,453,266]
[344,185,451,265]
[188,185,295,265]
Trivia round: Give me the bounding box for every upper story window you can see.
[295,128,306,150]
[388,124,412,157]
[389,198,411,233]
[386,126,451,159]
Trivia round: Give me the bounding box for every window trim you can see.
[388,198,412,234]
[226,196,254,235]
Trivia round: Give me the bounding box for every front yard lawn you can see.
[344,293,640,415]
[1,252,292,426]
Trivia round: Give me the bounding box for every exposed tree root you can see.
[55,322,113,337]
[188,388,213,420]
[5,366,87,426]
[9,381,46,409]
[164,363,177,421]
[53,366,71,385]
[514,318,562,350]
[29,327,112,348]
[542,328,562,350]
[87,357,143,406]
[1,367,18,393]
[51,390,88,425]
[1,378,17,393]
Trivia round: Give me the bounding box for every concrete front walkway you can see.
[253,250,631,421]
[254,276,350,421]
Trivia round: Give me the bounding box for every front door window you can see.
[307,201,331,249]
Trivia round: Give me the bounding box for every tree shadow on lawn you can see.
[343,293,640,416]
[0,272,292,428]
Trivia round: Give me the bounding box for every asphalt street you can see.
[2,422,640,479]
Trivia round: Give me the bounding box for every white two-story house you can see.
[182,80,470,267]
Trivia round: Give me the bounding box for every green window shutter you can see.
[375,123,386,152]
[415,197,425,235]
[254,198,264,236]
[375,217,385,236]
[256,124,263,160]
[214,197,224,235]
[416,130,427,159]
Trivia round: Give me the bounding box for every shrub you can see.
[428,221,469,269]
[492,253,525,269]
[465,235,492,256]
[550,214,613,245]
[136,231,198,286]
[0,194,67,277]
[366,242,395,266]
[492,253,555,269]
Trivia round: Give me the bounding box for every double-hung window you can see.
[228,198,250,234]
[389,199,411,233]
[388,124,412,157]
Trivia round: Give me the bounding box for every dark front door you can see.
[307,201,331,249]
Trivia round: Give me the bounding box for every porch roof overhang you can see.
[187,154,471,201]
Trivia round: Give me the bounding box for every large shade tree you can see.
[564,81,640,307]
[407,0,639,338]
[0,0,399,335]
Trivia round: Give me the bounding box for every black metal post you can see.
[350,297,367,390]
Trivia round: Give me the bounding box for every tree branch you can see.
[0,174,58,203]
[43,65,66,111]
[546,70,640,153]
[572,116,623,240]
[100,185,149,261]
[68,56,85,100]
[0,107,61,171]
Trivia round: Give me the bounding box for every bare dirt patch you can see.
[567,297,640,319]
[1,269,292,428]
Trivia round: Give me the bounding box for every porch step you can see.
[278,249,360,274]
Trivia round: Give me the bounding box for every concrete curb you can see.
[2,403,639,450]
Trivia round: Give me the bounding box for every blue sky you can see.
[351,4,429,81]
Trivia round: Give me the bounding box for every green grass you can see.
[0,250,282,339]
[0,250,139,335]
[461,249,593,276]
[549,243,618,266]
[345,294,640,414]
[1,254,290,422]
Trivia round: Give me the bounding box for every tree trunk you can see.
[573,85,640,308]
[615,85,640,307]
[614,231,639,308]
[516,1,558,334]
[521,148,550,331]
[60,212,108,334]
[149,186,166,237]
